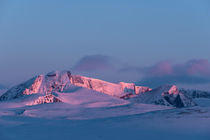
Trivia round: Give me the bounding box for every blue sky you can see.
[0,0,210,85]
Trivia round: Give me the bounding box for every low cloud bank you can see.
[73,55,210,90]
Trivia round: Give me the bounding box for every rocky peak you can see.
[131,85,196,108]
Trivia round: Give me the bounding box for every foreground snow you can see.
[0,91,210,140]
[0,102,210,140]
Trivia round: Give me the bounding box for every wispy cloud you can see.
[146,61,173,76]
[176,59,210,76]
[74,55,114,72]
[138,59,210,88]
[73,55,143,83]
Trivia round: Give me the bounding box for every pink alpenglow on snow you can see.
[0,71,151,101]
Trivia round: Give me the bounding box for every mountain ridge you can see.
[0,70,151,101]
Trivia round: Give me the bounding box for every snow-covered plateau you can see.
[0,70,210,140]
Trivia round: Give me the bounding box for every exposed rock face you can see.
[0,71,151,101]
[131,85,196,108]
[27,94,62,106]
[120,82,152,95]
[70,75,151,97]
[23,75,44,95]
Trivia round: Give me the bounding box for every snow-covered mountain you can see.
[0,70,151,101]
[0,70,202,108]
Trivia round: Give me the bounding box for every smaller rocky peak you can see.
[168,85,179,95]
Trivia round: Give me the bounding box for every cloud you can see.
[138,59,210,88]
[74,55,114,72]
[178,59,210,76]
[145,59,210,77]
[147,61,173,76]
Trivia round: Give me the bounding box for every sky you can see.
[0,0,210,88]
